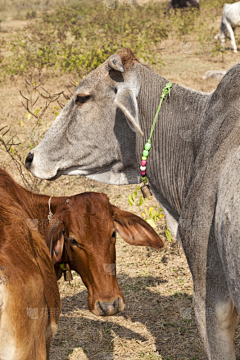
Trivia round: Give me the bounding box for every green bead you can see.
[142,156,147,161]
[141,176,147,182]
[143,150,149,157]
[145,142,151,151]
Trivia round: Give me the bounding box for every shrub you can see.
[0,1,168,79]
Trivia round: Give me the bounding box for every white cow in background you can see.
[214,1,240,53]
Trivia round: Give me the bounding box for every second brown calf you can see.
[0,198,60,360]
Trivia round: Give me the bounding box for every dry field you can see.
[1,1,240,359]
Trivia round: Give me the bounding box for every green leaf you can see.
[165,228,172,243]
[138,196,143,206]
[150,209,157,219]
[128,195,134,206]
[146,219,156,228]
[131,192,136,204]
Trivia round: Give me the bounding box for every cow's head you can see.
[47,193,164,316]
[214,32,225,48]
[25,48,143,185]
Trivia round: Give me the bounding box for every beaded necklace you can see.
[140,82,173,197]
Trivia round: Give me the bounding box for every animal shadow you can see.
[49,273,218,359]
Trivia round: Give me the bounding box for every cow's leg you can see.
[193,286,237,360]
[46,337,51,360]
[224,21,237,53]
[214,32,226,50]
[187,227,237,359]
[213,164,240,358]
[45,317,58,360]
[219,34,226,49]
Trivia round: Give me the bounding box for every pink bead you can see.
[141,171,146,176]
[141,160,147,166]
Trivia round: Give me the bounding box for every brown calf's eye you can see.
[112,231,116,238]
[75,94,91,106]
[69,236,79,247]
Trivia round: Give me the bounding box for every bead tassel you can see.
[139,82,172,187]
[140,141,151,183]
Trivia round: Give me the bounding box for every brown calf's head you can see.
[47,192,163,316]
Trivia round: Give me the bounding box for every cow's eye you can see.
[112,231,116,238]
[69,236,79,246]
[75,94,91,105]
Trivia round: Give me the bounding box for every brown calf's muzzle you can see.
[78,268,125,316]
[94,297,125,316]
[74,271,126,316]
[70,243,126,316]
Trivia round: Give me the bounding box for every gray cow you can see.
[26,48,240,359]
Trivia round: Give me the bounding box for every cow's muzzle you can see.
[93,297,125,316]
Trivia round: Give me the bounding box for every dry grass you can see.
[1,2,240,358]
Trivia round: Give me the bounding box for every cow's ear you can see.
[111,205,164,249]
[115,89,143,136]
[46,219,65,264]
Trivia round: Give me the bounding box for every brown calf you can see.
[0,169,164,317]
[0,201,60,360]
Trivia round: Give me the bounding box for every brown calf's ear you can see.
[46,219,65,265]
[111,205,164,249]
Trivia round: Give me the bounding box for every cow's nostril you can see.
[25,152,34,170]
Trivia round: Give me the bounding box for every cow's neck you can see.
[137,65,209,217]
[16,190,61,236]
[20,191,60,237]
[0,171,64,237]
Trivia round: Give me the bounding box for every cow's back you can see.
[224,2,240,27]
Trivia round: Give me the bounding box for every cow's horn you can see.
[108,54,124,73]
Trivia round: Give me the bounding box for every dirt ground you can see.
[1,5,240,360]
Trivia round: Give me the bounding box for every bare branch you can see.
[32,95,39,107]
[57,100,64,109]
[19,90,30,102]
[0,126,8,133]
[21,100,38,119]
[62,91,70,100]
[33,83,42,90]
[40,87,50,97]
[2,127,10,137]
[70,78,76,87]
